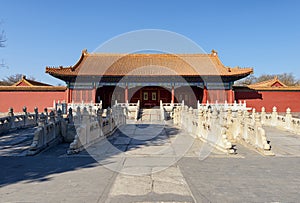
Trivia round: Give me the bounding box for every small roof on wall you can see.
[0,75,66,91]
[12,75,52,87]
[248,76,300,91]
[45,49,253,81]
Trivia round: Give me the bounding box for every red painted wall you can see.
[235,90,300,112]
[0,91,67,113]
[206,90,233,104]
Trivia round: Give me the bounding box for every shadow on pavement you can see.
[0,123,181,186]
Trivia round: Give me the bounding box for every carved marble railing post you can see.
[233,100,238,109]
[44,108,48,124]
[251,108,256,125]
[255,113,271,153]
[57,109,62,121]
[220,110,234,153]
[261,107,266,125]
[243,100,247,109]
[49,110,55,123]
[210,108,218,129]
[285,108,292,130]
[188,107,193,133]
[81,107,89,145]
[28,113,46,155]
[8,107,15,129]
[38,113,46,126]
[184,106,189,129]
[242,110,250,142]
[74,106,81,125]
[224,100,228,109]
[227,108,232,121]
[180,106,184,127]
[68,107,73,124]
[97,108,103,129]
[58,108,67,139]
[271,106,278,126]
[193,109,198,136]
[107,107,112,132]
[233,108,243,140]
[136,101,140,121]
[89,105,93,115]
[22,106,28,126]
[118,106,122,125]
[208,108,233,152]
[175,106,181,126]
[198,107,204,136]
[32,107,38,124]
[197,100,200,110]
[173,108,178,125]
[254,113,261,145]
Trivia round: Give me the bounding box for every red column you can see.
[66,88,70,103]
[202,86,208,104]
[125,84,128,103]
[171,85,175,103]
[228,89,234,104]
[92,87,96,103]
[67,88,73,103]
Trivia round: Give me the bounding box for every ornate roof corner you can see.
[211,49,218,56]
[82,49,88,55]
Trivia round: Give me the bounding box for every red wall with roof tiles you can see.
[235,91,300,113]
[0,91,67,113]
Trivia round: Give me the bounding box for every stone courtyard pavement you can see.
[0,121,300,202]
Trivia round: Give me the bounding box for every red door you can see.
[142,90,158,108]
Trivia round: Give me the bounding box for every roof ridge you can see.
[86,52,212,57]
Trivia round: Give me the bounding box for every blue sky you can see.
[0,0,299,85]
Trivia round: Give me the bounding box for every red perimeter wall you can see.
[0,91,67,113]
[235,90,300,113]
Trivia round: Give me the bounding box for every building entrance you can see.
[142,89,158,108]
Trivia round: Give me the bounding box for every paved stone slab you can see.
[110,174,152,196]
[0,127,36,156]
[112,136,131,145]
[0,144,116,203]
[265,126,300,157]
[152,166,191,196]
[107,166,194,203]
[179,157,300,202]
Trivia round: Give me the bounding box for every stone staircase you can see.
[139,108,162,123]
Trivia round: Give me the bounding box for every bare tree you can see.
[255,74,274,83]
[235,74,257,85]
[236,73,300,86]
[277,73,299,86]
